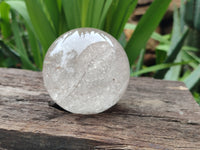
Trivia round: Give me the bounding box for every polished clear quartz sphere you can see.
[43,28,130,114]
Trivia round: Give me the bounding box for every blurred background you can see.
[0,0,199,104]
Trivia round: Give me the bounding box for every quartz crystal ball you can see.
[43,28,130,114]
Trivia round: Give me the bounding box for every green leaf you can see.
[164,6,182,81]
[193,92,200,105]
[118,32,127,48]
[25,0,56,52]
[124,23,136,30]
[114,0,137,38]
[163,28,189,62]
[86,0,94,27]
[168,6,182,55]
[180,0,185,32]
[6,0,43,69]
[105,0,120,32]
[11,10,28,59]
[164,53,182,80]
[62,0,81,29]
[125,0,171,66]
[184,65,200,90]
[5,0,34,31]
[58,8,68,35]
[182,46,199,52]
[90,0,105,28]
[182,50,199,69]
[135,48,145,76]
[27,26,42,69]
[42,0,60,36]
[132,61,190,77]
[81,0,90,27]
[0,40,19,60]
[154,28,189,79]
[156,44,170,52]
[179,70,191,81]
[184,0,194,28]
[185,51,200,63]
[155,48,167,64]
[151,32,170,44]
[0,1,12,38]
[10,10,35,70]
[98,0,112,29]
[57,0,62,12]
[125,23,170,44]
[107,0,137,38]
[9,43,36,70]
[194,0,200,31]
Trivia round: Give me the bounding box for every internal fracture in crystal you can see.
[43,28,130,114]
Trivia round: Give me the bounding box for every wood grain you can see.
[0,68,200,150]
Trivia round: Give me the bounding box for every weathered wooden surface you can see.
[0,68,200,150]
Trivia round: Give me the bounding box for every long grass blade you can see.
[6,0,42,69]
[185,50,200,63]
[86,0,94,27]
[184,65,200,90]
[0,1,12,38]
[194,0,200,31]
[168,6,182,55]
[135,48,145,76]
[10,10,35,69]
[180,0,185,32]
[8,43,36,70]
[184,0,194,28]
[57,0,62,12]
[154,28,189,79]
[164,53,182,80]
[0,40,20,67]
[58,8,68,35]
[62,0,81,29]
[163,28,189,62]
[98,0,112,29]
[5,0,34,31]
[81,0,90,27]
[164,6,182,80]
[132,61,190,77]
[25,0,56,52]
[155,48,167,64]
[118,32,127,48]
[110,0,137,38]
[42,0,60,36]
[182,50,199,69]
[11,10,28,59]
[0,40,19,60]
[193,92,200,105]
[105,0,120,33]
[125,0,171,66]
[90,0,105,28]
[124,23,170,44]
[27,26,42,69]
